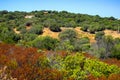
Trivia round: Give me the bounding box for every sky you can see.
[0,0,120,18]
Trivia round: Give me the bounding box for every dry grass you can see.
[104,29,120,38]
[26,26,31,30]
[13,27,120,43]
[41,27,96,43]
[74,27,95,43]
[13,28,20,34]
[40,28,60,39]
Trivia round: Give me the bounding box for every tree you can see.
[111,44,120,59]
[0,10,8,14]
[28,25,43,35]
[25,21,32,26]
[102,36,114,58]
[21,33,38,42]
[95,34,114,59]
[73,37,90,52]
[89,25,96,34]
[49,24,61,32]
[32,36,59,50]
[0,28,20,43]
[109,16,116,21]
[81,25,89,32]
[59,29,77,42]
[95,31,105,40]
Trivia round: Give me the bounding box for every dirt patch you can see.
[74,27,96,43]
[26,26,31,30]
[41,27,96,43]
[14,27,120,43]
[104,29,120,38]
[13,28,20,34]
[40,28,60,39]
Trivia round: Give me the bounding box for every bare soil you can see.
[104,29,120,38]
[13,27,120,43]
[41,27,96,43]
[13,28,20,34]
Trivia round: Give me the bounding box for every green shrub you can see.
[28,25,43,35]
[21,33,38,42]
[81,25,89,32]
[73,37,90,52]
[61,53,120,79]
[32,36,59,50]
[111,44,120,59]
[49,24,61,32]
[59,29,77,41]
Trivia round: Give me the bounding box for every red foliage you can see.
[88,74,120,80]
[101,58,120,67]
[88,74,106,80]
[0,43,63,80]
[84,53,96,59]
[0,43,120,80]
[108,74,120,80]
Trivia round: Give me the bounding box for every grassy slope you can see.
[13,27,120,43]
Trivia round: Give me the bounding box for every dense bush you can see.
[49,24,61,32]
[32,36,59,50]
[58,29,90,52]
[0,43,120,80]
[21,33,38,42]
[28,25,43,34]
[73,37,90,52]
[61,53,120,80]
[59,29,77,41]
[111,44,120,59]
[81,25,89,32]
[0,28,20,43]
[25,21,32,26]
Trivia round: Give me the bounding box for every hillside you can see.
[1,10,120,80]
[0,43,120,80]
[42,27,96,43]
[14,26,120,43]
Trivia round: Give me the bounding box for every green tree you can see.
[28,25,43,35]
[81,25,89,32]
[21,33,38,42]
[49,23,61,32]
[59,29,77,42]
[73,37,90,52]
[32,36,59,50]
[111,44,120,59]
[0,28,20,43]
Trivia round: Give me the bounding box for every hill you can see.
[1,10,120,79]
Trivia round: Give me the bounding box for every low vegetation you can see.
[0,10,120,79]
[0,43,120,80]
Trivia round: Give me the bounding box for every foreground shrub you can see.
[61,53,120,80]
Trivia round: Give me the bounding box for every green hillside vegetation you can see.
[0,10,120,79]
[0,10,120,59]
